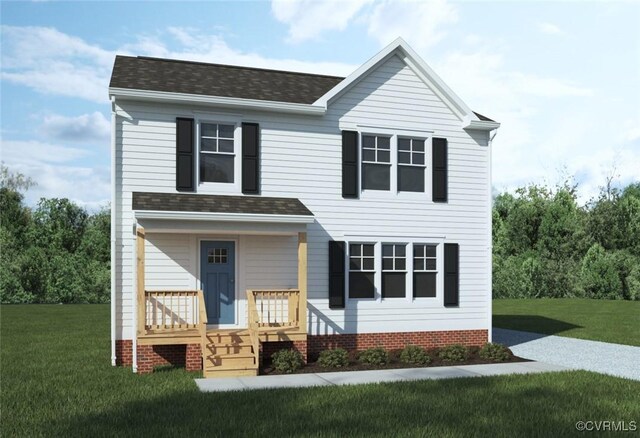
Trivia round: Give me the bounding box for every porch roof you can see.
[132,192,313,220]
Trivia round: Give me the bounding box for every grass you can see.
[493,298,640,346]
[2,305,639,437]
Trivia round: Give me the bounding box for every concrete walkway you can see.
[195,361,567,393]
[494,328,640,381]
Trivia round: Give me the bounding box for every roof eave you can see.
[133,209,315,224]
[462,119,501,131]
[109,87,326,115]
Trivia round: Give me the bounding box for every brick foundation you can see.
[117,329,487,373]
[307,329,488,360]
[115,340,202,374]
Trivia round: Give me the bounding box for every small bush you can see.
[317,348,349,368]
[358,347,389,366]
[271,349,303,374]
[479,343,511,362]
[399,345,431,365]
[438,344,469,363]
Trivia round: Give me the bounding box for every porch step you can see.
[203,328,259,378]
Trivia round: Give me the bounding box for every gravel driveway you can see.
[493,328,640,381]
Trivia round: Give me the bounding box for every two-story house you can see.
[108,38,499,377]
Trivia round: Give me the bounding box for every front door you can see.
[200,241,235,325]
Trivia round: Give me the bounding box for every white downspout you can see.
[132,221,138,373]
[110,97,117,366]
[487,128,498,343]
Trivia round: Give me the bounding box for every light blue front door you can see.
[200,241,235,324]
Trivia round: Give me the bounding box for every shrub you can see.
[479,343,511,362]
[317,348,349,368]
[399,345,431,365]
[271,349,303,374]
[438,344,469,363]
[580,243,623,299]
[358,347,389,366]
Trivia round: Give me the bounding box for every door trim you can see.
[198,237,239,328]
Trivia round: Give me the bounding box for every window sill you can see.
[197,182,242,195]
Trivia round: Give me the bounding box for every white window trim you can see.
[412,243,439,300]
[195,115,242,194]
[381,243,408,300]
[356,127,433,201]
[345,237,444,307]
[347,242,378,301]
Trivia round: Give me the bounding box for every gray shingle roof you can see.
[110,56,344,104]
[110,55,495,121]
[132,192,313,216]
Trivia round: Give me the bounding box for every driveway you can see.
[493,328,640,381]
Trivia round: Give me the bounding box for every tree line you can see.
[1,166,110,303]
[493,180,640,300]
[1,165,638,303]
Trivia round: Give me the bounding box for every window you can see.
[382,244,406,298]
[413,244,437,297]
[362,135,391,191]
[398,138,426,192]
[349,243,375,298]
[208,248,228,264]
[200,123,235,183]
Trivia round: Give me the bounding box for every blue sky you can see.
[1,0,638,209]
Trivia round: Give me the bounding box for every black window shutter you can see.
[432,137,448,202]
[342,131,358,198]
[444,243,459,307]
[242,122,260,194]
[328,241,346,309]
[176,118,195,192]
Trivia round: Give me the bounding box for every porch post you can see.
[297,232,307,334]
[136,226,145,335]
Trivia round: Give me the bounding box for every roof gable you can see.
[314,38,483,125]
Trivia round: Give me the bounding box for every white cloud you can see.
[429,47,623,202]
[40,112,110,143]
[537,22,565,36]
[366,0,458,50]
[1,26,114,102]
[0,140,109,210]
[124,28,357,76]
[1,25,357,104]
[272,0,372,43]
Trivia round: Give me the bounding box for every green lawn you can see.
[2,305,639,437]
[493,298,640,346]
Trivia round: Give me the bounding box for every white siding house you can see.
[109,38,499,376]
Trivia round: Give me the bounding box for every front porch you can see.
[136,229,308,376]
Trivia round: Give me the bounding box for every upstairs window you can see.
[413,244,437,297]
[349,243,375,299]
[398,138,426,192]
[200,123,235,183]
[382,244,406,298]
[362,135,391,191]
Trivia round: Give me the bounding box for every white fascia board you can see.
[463,120,501,131]
[109,87,326,115]
[134,209,315,224]
[314,37,478,124]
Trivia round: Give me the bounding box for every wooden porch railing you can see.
[246,289,301,330]
[142,290,207,332]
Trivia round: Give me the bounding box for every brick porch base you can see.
[115,340,202,374]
